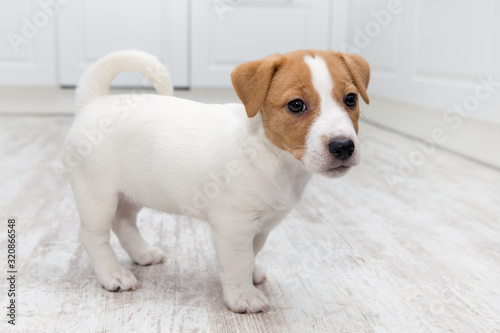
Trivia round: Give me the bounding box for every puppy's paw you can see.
[98,267,138,292]
[130,246,166,266]
[224,286,271,313]
[252,265,267,285]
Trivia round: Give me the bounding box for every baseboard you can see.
[362,96,500,169]
[0,86,76,115]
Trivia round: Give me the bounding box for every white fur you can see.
[302,55,360,177]
[65,50,314,313]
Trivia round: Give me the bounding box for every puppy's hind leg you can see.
[74,182,138,291]
[112,197,166,266]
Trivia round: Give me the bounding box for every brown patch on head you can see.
[231,49,370,161]
[260,50,323,160]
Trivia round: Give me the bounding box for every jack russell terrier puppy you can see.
[64,49,370,313]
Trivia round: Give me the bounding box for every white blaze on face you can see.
[302,55,360,175]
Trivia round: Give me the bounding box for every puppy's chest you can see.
[250,170,311,220]
[262,179,303,211]
[246,177,307,230]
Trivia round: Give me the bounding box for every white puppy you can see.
[63,49,370,313]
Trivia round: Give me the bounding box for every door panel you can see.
[0,0,57,85]
[57,0,188,87]
[191,0,331,87]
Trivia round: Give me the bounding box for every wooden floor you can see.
[1,114,499,333]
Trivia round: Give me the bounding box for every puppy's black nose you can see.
[328,139,355,160]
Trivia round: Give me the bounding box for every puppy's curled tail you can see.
[76,50,173,108]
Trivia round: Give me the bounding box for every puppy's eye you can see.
[344,93,357,108]
[287,99,307,113]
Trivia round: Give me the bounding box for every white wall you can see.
[343,0,500,125]
[341,0,500,167]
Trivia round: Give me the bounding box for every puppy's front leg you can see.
[211,223,270,313]
[252,232,269,285]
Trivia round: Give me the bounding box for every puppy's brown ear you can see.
[343,53,371,105]
[231,54,281,117]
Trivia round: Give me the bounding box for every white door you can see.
[191,0,331,87]
[57,0,188,88]
[0,0,57,85]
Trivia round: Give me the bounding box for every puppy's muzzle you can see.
[328,138,355,161]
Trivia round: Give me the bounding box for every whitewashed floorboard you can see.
[0,116,499,333]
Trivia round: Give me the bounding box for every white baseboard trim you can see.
[0,86,76,115]
[0,86,241,115]
[363,96,500,169]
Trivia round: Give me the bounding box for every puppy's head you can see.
[231,49,370,177]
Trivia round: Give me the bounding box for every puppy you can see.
[63,49,370,313]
